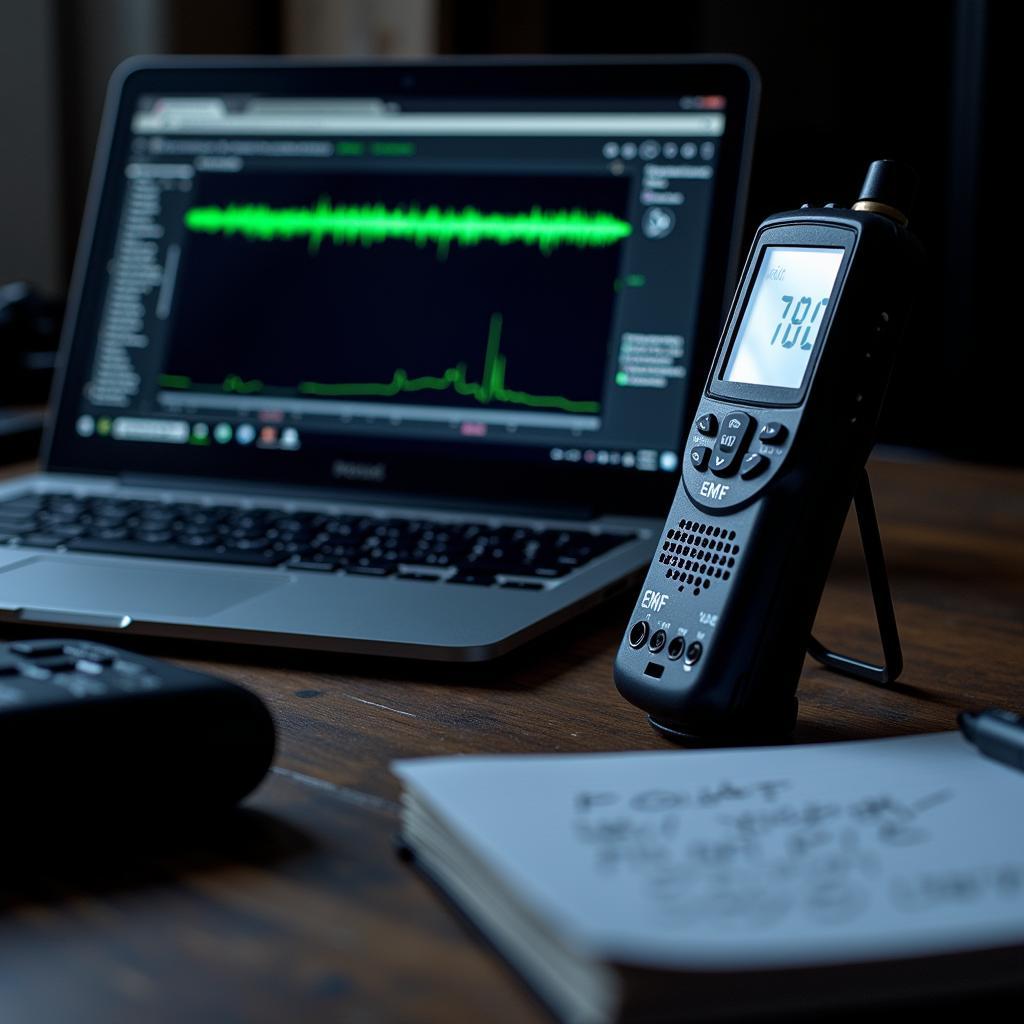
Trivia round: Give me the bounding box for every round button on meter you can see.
[648,629,667,653]
[628,621,649,648]
[667,636,686,660]
[684,641,703,665]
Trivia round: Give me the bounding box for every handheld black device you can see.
[614,161,923,741]
[0,637,276,829]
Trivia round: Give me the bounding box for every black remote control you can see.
[0,638,276,825]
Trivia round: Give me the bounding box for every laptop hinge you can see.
[116,473,596,521]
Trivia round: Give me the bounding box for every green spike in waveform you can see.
[183,197,632,256]
[159,313,601,415]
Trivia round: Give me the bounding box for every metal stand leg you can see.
[807,468,903,686]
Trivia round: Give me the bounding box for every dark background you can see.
[0,0,1010,462]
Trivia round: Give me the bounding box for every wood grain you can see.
[0,455,1021,1023]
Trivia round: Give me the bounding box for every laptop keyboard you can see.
[0,492,635,587]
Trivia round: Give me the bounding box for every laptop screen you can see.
[47,61,757,514]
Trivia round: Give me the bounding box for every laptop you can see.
[0,56,758,660]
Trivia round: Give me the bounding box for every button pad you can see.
[710,411,753,476]
[686,403,795,508]
[696,414,718,437]
[689,446,711,471]
[740,453,768,479]
[0,638,184,705]
[759,422,787,443]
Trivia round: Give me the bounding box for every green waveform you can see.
[223,374,263,394]
[183,197,632,256]
[159,314,601,415]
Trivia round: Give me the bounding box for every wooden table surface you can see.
[0,455,1022,1023]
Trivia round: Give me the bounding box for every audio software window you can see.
[75,93,725,475]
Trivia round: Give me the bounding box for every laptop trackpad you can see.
[0,555,285,619]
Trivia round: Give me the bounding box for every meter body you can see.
[614,165,922,739]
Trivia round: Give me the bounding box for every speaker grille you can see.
[657,517,742,597]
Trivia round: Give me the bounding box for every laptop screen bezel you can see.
[43,56,759,516]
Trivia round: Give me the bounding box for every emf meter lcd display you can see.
[723,246,844,389]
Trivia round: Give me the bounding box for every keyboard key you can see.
[0,516,36,533]
[19,533,64,549]
[225,537,270,551]
[0,496,43,513]
[345,563,395,577]
[449,572,497,586]
[287,560,338,572]
[531,565,572,578]
[134,530,174,544]
[179,533,218,547]
[66,538,287,566]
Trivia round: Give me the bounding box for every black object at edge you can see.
[807,467,903,686]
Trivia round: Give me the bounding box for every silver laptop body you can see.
[0,57,758,660]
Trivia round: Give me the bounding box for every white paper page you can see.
[394,732,1024,970]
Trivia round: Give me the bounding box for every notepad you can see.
[394,732,1024,1023]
